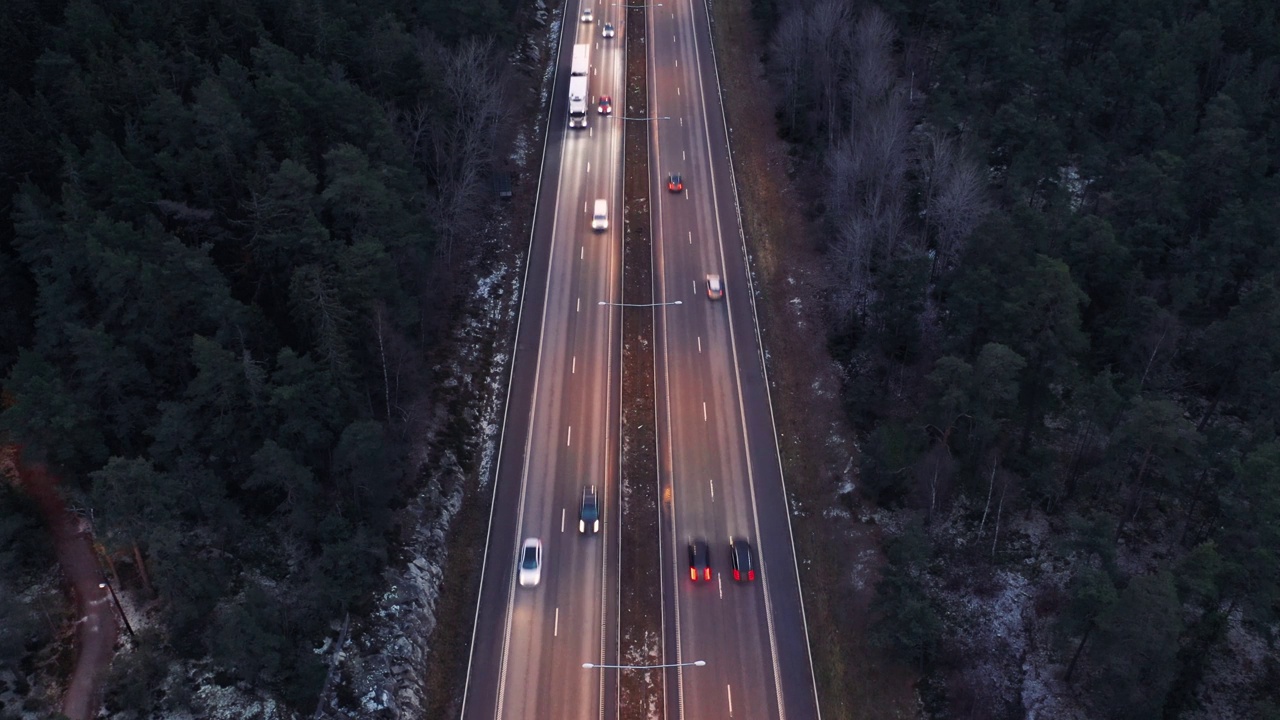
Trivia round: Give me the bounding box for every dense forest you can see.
[757,0,1279,717]
[0,0,519,715]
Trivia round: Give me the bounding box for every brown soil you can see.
[702,1,919,717]
[616,2,664,717]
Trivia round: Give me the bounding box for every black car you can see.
[730,538,755,582]
[688,539,711,581]
[579,485,600,534]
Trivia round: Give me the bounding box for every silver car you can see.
[706,273,723,300]
[581,7,593,22]
[518,538,543,587]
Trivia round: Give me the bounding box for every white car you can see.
[518,538,543,587]
[602,22,615,38]
[706,273,723,300]
[581,7,593,22]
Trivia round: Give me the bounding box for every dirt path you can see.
[7,447,118,720]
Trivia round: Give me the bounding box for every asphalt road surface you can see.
[461,0,820,718]
[647,1,820,719]
[460,5,626,720]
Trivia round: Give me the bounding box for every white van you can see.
[592,199,608,231]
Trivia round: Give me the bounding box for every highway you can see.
[460,0,820,718]
[647,0,820,719]
[460,6,626,720]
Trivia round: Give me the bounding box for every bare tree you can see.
[767,10,810,134]
[387,99,433,164]
[847,5,897,121]
[809,0,855,147]
[416,34,509,263]
[919,127,988,274]
[930,159,988,271]
[1134,307,1180,394]
[821,6,912,321]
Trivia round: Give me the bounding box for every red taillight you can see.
[748,569,755,581]
[704,567,711,581]
[733,569,740,581]
[690,567,697,581]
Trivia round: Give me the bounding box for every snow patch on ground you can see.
[191,679,287,720]
[0,576,68,719]
[1184,610,1274,720]
[848,546,878,592]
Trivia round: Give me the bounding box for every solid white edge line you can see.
[693,0,825,713]
[458,0,571,716]
[675,0,792,716]
[490,1,608,716]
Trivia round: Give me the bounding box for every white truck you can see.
[569,44,589,129]
[568,76,589,128]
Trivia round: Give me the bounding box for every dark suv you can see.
[730,538,755,582]
[688,539,711,581]
[579,485,600,534]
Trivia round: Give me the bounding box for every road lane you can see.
[648,0,822,718]
[462,3,627,718]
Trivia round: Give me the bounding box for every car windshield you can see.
[582,501,598,520]
[521,548,538,568]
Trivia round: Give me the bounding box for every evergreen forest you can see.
[758,0,1280,717]
[0,0,520,714]
[3,0,1280,718]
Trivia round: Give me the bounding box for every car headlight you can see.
[593,520,600,532]
[579,519,586,532]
